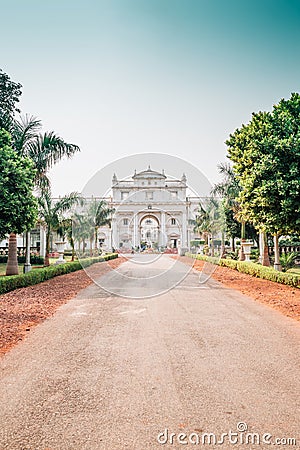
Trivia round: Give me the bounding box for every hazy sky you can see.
[1,0,300,196]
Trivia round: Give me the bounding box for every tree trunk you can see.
[239,221,246,261]
[273,233,282,271]
[94,227,98,251]
[89,237,93,256]
[44,229,51,266]
[231,237,235,252]
[220,231,225,258]
[6,233,19,275]
[70,237,75,261]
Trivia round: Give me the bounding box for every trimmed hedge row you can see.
[0,255,45,264]
[186,253,300,288]
[0,254,118,295]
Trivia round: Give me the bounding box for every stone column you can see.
[112,217,118,250]
[133,213,138,248]
[273,233,282,271]
[108,228,112,252]
[40,225,46,258]
[24,231,32,273]
[160,211,166,246]
[182,211,187,247]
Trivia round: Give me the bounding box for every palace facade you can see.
[98,166,201,252]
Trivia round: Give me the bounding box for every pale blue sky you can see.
[1,0,300,195]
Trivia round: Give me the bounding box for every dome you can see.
[132,165,166,179]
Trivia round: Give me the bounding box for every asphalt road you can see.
[0,255,299,449]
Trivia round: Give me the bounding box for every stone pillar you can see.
[108,228,112,252]
[133,214,138,248]
[112,217,118,250]
[160,211,166,246]
[24,231,32,273]
[182,211,187,247]
[273,233,282,271]
[40,225,46,258]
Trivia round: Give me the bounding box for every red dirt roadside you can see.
[0,257,125,357]
[179,256,300,322]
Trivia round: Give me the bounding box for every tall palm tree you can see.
[211,162,245,257]
[87,199,115,253]
[56,219,76,261]
[72,212,90,255]
[194,198,220,255]
[6,115,80,275]
[38,190,82,266]
[13,115,80,189]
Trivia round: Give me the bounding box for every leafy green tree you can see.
[0,130,37,275]
[0,69,22,131]
[226,93,300,270]
[37,189,81,266]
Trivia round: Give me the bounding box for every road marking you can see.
[70,312,90,316]
[119,308,147,315]
[175,286,209,289]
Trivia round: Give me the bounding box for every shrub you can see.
[185,253,300,288]
[190,239,204,247]
[0,255,45,264]
[280,252,299,272]
[0,253,118,295]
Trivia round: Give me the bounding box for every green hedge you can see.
[186,253,300,288]
[0,253,118,295]
[0,255,45,264]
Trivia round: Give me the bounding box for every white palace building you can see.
[0,167,202,255]
[98,166,201,252]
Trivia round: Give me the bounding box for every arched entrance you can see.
[140,215,159,249]
[168,232,180,249]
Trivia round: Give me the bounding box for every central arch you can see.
[140,215,160,249]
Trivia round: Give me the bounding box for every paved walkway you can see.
[0,255,299,449]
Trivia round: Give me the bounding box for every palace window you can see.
[123,218,129,225]
[121,191,129,200]
[171,218,176,225]
[146,191,153,200]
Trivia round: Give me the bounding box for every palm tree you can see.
[13,114,80,189]
[194,198,220,256]
[87,199,115,253]
[56,219,76,261]
[211,163,245,258]
[72,212,90,256]
[38,190,82,266]
[6,115,80,275]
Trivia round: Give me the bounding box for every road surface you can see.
[0,255,299,449]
